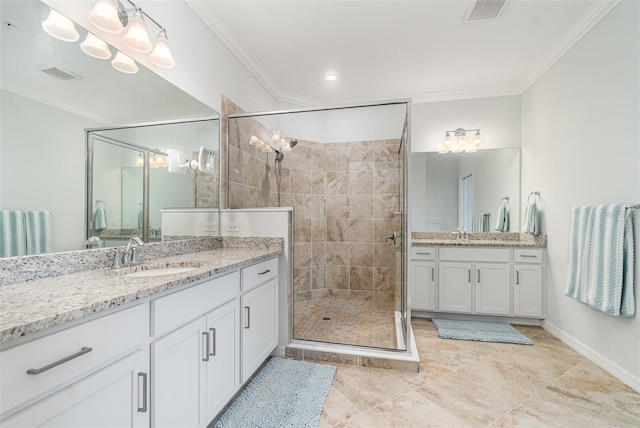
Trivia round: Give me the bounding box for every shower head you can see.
[275,151,284,162]
[290,139,298,149]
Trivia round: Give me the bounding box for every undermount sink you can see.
[122,262,201,278]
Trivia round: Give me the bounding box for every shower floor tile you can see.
[294,297,398,349]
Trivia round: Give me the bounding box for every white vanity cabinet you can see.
[150,271,241,428]
[513,249,544,318]
[0,304,149,427]
[438,248,511,315]
[411,245,543,320]
[241,258,279,383]
[410,247,437,311]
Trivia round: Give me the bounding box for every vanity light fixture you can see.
[438,128,484,153]
[248,133,296,154]
[80,33,112,59]
[88,0,124,34]
[111,51,138,74]
[87,0,176,68]
[122,8,153,53]
[42,9,80,42]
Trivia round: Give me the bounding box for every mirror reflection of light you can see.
[42,9,79,42]
[111,51,139,74]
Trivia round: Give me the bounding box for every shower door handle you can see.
[386,231,398,245]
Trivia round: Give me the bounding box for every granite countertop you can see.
[411,232,546,248]
[0,243,282,345]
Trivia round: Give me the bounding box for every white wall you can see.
[43,0,279,114]
[1,90,101,252]
[522,0,640,390]
[411,95,521,153]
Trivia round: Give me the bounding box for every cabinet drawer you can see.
[411,246,436,260]
[514,249,543,263]
[242,257,278,292]
[439,247,510,263]
[0,304,147,415]
[151,271,240,338]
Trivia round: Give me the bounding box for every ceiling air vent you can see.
[39,65,83,81]
[464,0,507,23]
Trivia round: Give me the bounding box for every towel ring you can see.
[500,196,510,205]
[96,200,106,209]
[528,191,540,204]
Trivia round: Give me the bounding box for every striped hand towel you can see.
[495,205,510,232]
[25,211,53,255]
[523,203,540,235]
[0,210,27,257]
[565,204,635,316]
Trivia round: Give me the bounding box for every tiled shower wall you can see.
[223,96,401,304]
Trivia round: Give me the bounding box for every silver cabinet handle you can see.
[202,332,210,362]
[27,347,92,375]
[210,328,216,357]
[477,269,480,283]
[245,306,251,329]
[417,252,431,255]
[468,269,471,283]
[258,269,271,275]
[431,267,434,281]
[520,254,537,258]
[516,271,520,285]
[137,372,148,413]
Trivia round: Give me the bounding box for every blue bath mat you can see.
[215,357,336,428]
[432,319,533,345]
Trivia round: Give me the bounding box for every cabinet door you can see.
[438,262,473,313]
[205,300,240,421]
[514,264,543,317]
[151,317,207,428]
[475,263,511,315]
[241,278,277,384]
[3,350,148,428]
[411,261,436,311]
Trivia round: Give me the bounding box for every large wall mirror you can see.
[0,0,219,257]
[411,148,520,233]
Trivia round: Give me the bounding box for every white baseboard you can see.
[543,320,640,393]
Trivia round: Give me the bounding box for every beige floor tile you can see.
[550,360,640,419]
[415,370,519,427]
[331,366,413,413]
[505,386,640,427]
[336,390,467,428]
[318,386,361,427]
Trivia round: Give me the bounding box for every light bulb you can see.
[81,33,112,59]
[112,51,138,74]
[441,132,453,148]
[249,136,261,146]
[472,131,484,148]
[88,0,123,34]
[42,9,79,42]
[123,9,152,53]
[457,134,468,148]
[135,153,144,166]
[451,140,463,153]
[271,131,281,144]
[149,30,175,68]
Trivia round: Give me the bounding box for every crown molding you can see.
[1,80,113,125]
[188,0,621,107]
[518,0,621,93]
[185,0,283,101]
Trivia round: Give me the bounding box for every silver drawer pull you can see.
[258,269,271,275]
[519,254,538,258]
[210,328,216,357]
[27,347,92,375]
[416,252,431,255]
[516,271,520,285]
[245,306,251,329]
[202,332,210,362]
[137,372,148,413]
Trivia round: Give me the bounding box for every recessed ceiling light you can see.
[325,72,337,82]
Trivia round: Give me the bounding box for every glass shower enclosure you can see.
[227,101,410,351]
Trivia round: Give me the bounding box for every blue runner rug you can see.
[215,357,336,428]
[432,319,533,345]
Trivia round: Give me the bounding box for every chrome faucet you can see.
[456,228,468,241]
[123,237,144,266]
